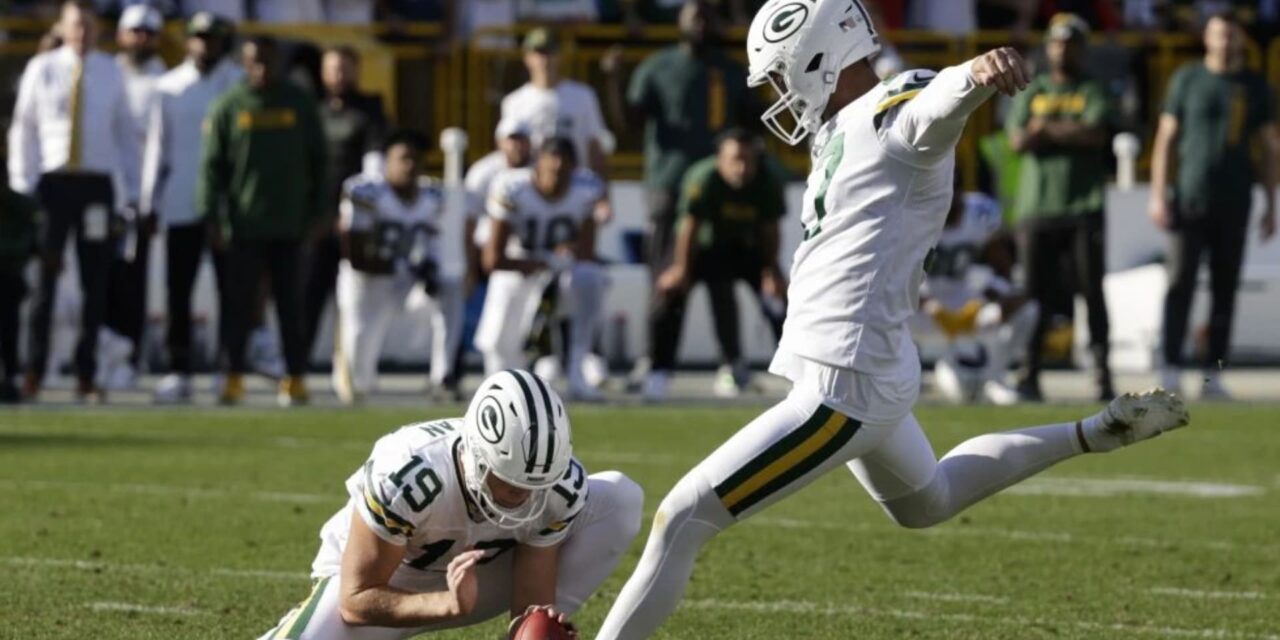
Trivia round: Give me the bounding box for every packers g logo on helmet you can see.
[763,2,809,43]
[477,396,506,445]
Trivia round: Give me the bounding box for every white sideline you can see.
[1005,477,1265,498]
[1151,588,1268,601]
[86,601,207,616]
[682,598,1280,640]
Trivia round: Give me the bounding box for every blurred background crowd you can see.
[1,0,1277,407]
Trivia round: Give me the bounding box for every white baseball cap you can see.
[495,118,532,140]
[119,5,163,33]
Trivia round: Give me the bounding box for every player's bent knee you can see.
[653,471,730,539]
[591,470,646,541]
[876,478,953,530]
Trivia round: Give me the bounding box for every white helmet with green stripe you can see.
[462,369,573,529]
[747,0,881,145]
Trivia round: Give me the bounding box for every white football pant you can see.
[258,472,643,640]
[597,368,1090,640]
[473,262,608,383]
[332,263,462,400]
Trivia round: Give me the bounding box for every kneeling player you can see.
[919,188,1038,405]
[260,370,644,639]
[332,131,463,404]
[474,137,608,400]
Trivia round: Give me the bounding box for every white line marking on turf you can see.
[750,517,1275,554]
[5,556,310,582]
[0,479,336,505]
[85,601,206,616]
[1005,477,1265,498]
[904,591,1008,604]
[1150,588,1268,601]
[682,598,1280,640]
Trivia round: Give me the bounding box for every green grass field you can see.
[1,402,1277,639]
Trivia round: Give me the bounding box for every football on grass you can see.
[510,608,574,640]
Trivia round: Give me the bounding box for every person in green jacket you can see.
[0,182,38,403]
[198,35,325,406]
[1149,11,1277,400]
[1006,13,1115,402]
[648,129,787,399]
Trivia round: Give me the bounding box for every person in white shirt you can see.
[463,118,533,291]
[474,137,608,400]
[144,11,241,404]
[7,0,141,403]
[102,3,168,389]
[500,28,609,180]
[332,130,463,404]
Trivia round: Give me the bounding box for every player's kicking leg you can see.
[596,388,1188,639]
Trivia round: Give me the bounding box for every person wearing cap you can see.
[101,2,168,389]
[8,1,142,403]
[1150,11,1277,399]
[300,45,388,363]
[199,35,326,407]
[1006,13,1115,402]
[143,11,241,404]
[500,28,610,180]
[463,118,534,291]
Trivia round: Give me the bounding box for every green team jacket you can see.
[197,81,326,241]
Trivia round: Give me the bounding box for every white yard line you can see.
[682,598,1280,640]
[749,516,1276,554]
[1151,587,1268,601]
[0,479,336,505]
[904,590,1008,604]
[85,601,207,616]
[1005,477,1265,498]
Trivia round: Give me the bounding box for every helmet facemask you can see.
[751,63,822,146]
[462,436,552,530]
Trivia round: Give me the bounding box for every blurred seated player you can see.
[917,187,1038,405]
[332,130,463,404]
[257,370,644,640]
[463,119,534,292]
[649,129,787,400]
[474,137,608,400]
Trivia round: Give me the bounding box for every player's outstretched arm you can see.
[892,48,1029,160]
[337,511,485,627]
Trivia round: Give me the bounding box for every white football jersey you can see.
[500,80,608,166]
[340,173,446,274]
[771,62,996,387]
[924,192,1004,309]
[464,151,518,221]
[313,419,589,578]
[487,167,604,261]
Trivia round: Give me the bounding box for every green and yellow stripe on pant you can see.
[271,576,330,639]
[714,405,862,517]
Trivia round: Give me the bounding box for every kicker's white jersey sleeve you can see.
[769,62,995,421]
[486,167,604,261]
[313,420,589,578]
[340,173,447,273]
[924,192,1004,310]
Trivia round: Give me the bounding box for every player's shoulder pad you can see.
[874,68,938,130]
[343,173,386,207]
[541,457,589,530]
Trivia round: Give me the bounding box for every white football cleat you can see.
[1200,372,1233,401]
[153,374,192,404]
[1086,388,1190,452]
[981,380,1020,406]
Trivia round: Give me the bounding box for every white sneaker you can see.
[153,374,192,404]
[981,380,1020,406]
[712,365,741,398]
[1083,388,1190,452]
[1200,374,1232,401]
[1158,366,1183,397]
[642,371,670,402]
